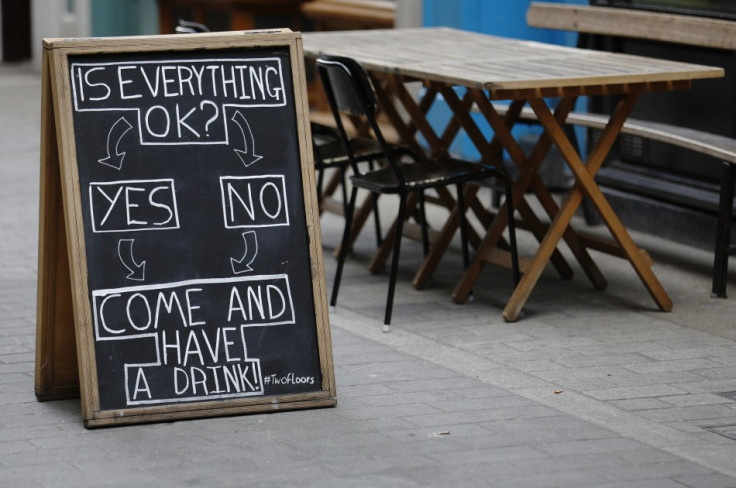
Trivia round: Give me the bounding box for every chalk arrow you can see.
[231,111,263,167]
[118,238,146,281]
[99,117,133,170]
[231,231,258,274]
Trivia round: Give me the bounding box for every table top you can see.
[301,27,724,96]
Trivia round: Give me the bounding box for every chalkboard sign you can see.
[34,30,335,428]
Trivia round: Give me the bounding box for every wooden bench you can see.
[300,0,395,30]
[525,1,736,298]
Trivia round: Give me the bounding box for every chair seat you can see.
[351,158,497,193]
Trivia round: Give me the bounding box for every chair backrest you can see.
[317,55,404,182]
[317,56,378,118]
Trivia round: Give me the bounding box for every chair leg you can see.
[502,176,521,286]
[456,183,470,269]
[456,183,474,300]
[339,167,349,218]
[316,166,324,206]
[712,161,735,298]
[372,192,383,247]
[384,195,407,332]
[368,160,383,247]
[419,190,430,257]
[331,186,359,308]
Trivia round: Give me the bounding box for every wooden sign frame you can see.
[34,30,335,428]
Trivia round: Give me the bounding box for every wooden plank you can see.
[293,36,337,399]
[48,45,100,421]
[45,28,297,52]
[527,2,736,51]
[87,396,337,428]
[35,48,80,401]
[488,80,694,102]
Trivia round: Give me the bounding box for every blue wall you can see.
[421,0,588,161]
[423,0,585,44]
[91,0,159,37]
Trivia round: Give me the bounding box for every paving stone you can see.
[603,371,705,388]
[535,437,649,456]
[638,405,736,423]
[675,472,736,488]
[583,384,688,401]
[660,394,735,407]
[555,353,655,368]
[643,346,736,361]
[609,398,674,411]
[623,358,724,374]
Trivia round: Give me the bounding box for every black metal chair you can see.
[317,55,520,331]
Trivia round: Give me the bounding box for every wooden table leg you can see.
[472,93,607,291]
[453,96,583,304]
[438,89,578,283]
[412,184,479,288]
[502,95,672,322]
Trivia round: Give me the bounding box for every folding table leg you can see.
[470,92,605,290]
[453,97,585,305]
[501,96,672,322]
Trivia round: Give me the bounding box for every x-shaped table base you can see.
[451,90,672,321]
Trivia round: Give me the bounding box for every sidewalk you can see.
[2,62,736,487]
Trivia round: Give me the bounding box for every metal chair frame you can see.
[317,55,520,330]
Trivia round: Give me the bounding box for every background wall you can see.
[423,0,584,43]
[420,0,588,169]
[30,0,158,70]
[90,0,158,37]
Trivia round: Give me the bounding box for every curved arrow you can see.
[231,110,263,167]
[118,238,146,281]
[99,117,133,170]
[231,231,258,274]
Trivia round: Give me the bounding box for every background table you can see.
[302,27,724,321]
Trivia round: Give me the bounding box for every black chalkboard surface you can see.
[35,30,335,427]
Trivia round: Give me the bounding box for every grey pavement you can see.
[2,61,736,487]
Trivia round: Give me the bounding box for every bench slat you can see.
[491,104,736,165]
[527,2,736,51]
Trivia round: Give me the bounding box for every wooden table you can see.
[302,27,724,321]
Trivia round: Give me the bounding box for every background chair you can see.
[311,122,386,250]
[317,55,520,331]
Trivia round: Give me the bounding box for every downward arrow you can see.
[99,117,133,170]
[118,239,146,281]
[231,231,258,274]
[231,111,263,167]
